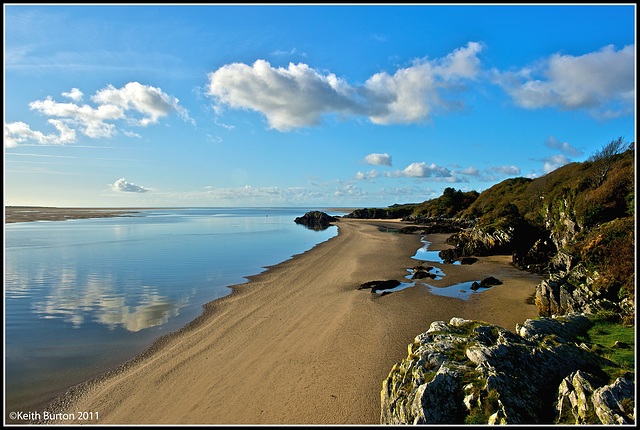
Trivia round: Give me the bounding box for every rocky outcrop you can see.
[556,370,635,424]
[544,199,581,250]
[380,315,632,425]
[534,251,632,319]
[293,211,338,230]
[438,228,515,263]
[512,236,557,273]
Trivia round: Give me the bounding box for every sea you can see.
[4,207,343,415]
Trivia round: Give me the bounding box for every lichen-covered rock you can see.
[556,370,597,423]
[592,376,635,424]
[381,314,626,425]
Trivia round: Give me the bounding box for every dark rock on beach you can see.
[358,280,401,294]
[470,277,502,290]
[294,211,338,230]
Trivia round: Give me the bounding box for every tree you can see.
[587,137,629,188]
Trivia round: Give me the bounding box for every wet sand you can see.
[46,218,543,425]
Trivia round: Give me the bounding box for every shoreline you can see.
[4,207,146,223]
[38,218,542,425]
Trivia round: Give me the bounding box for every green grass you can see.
[577,316,635,382]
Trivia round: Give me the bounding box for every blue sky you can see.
[4,4,636,208]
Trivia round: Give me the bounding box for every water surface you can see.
[5,208,339,413]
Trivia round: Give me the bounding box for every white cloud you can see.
[206,42,484,131]
[5,119,76,147]
[364,153,392,166]
[485,165,521,176]
[6,82,191,147]
[543,135,583,157]
[364,42,484,125]
[29,96,124,138]
[110,178,150,193]
[494,44,635,117]
[541,154,570,174]
[456,166,481,176]
[385,162,453,179]
[92,82,192,126]
[207,60,359,131]
[62,88,84,102]
[355,169,381,180]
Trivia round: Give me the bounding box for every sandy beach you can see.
[45,218,543,425]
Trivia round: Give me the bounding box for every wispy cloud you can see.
[543,135,583,157]
[206,42,485,131]
[272,47,307,58]
[5,82,192,147]
[493,44,635,118]
[485,165,521,176]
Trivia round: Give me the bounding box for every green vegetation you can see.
[413,187,480,217]
[576,312,635,383]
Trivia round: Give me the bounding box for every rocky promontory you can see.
[380,315,634,424]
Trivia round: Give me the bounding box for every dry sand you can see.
[47,218,543,425]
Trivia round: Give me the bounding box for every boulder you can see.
[293,211,338,230]
[358,280,401,294]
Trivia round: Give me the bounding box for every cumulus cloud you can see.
[206,42,485,131]
[385,162,453,179]
[92,82,192,126]
[355,169,381,181]
[5,83,191,147]
[110,178,150,193]
[207,60,359,131]
[541,154,571,174]
[543,135,583,157]
[5,119,76,148]
[364,152,392,166]
[62,87,84,102]
[494,44,635,117]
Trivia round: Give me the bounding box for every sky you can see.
[3,4,636,208]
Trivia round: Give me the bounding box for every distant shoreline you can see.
[4,207,148,223]
[4,206,356,224]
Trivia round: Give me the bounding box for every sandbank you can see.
[4,206,143,223]
[46,218,543,425]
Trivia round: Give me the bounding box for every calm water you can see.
[411,237,482,300]
[4,208,340,413]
